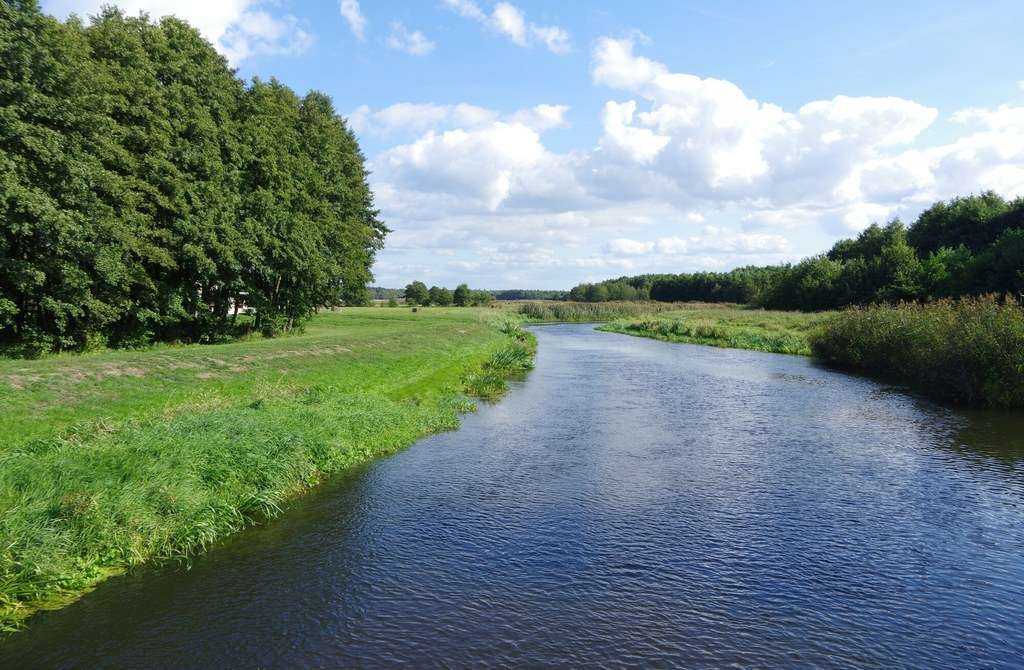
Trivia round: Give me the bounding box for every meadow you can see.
[518,300,683,322]
[597,304,830,356]
[0,308,534,630]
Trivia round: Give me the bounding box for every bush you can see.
[811,295,1024,407]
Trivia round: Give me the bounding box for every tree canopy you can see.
[1,2,384,355]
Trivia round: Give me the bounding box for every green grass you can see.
[0,307,534,631]
[597,304,831,356]
[811,295,1024,407]
[518,300,681,322]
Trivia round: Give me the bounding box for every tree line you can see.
[1,2,385,355]
[568,192,1024,310]
[402,281,494,307]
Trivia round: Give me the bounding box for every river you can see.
[2,324,1023,668]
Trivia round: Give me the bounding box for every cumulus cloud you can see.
[361,37,1024,287]
[349,102,568,137]
[385,22,435,56]
[375,122,557,211]
[442,0,570,54]
[43,0,312,63]
[607,230,790,257]
[339,0,366,40]
[606,238,654,255]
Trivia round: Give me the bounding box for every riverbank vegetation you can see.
[0,308,534,631]
[518,300,680,322]
[1,4,383,357]
[598,305,828,356]
[567,192,1023,312]
[811,296,1024,407]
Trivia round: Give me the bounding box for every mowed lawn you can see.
[0,308,522,630]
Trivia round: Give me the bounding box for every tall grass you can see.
[810,295,1024,407]
[462,321,536,399]
[519,301,690,322]
[0,309,535,631]
[598,306,828,355]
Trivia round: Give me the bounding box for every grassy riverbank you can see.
[518,300,681,322]
[811,296,1024,407]
[594,304,830,356]
[0,308,534,631]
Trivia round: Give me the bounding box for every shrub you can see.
[811,295,1024,407]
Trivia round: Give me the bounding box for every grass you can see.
[0,307,534,631]
[811,295,1024,407]
[596,304,831,356]
[518,300,682,322]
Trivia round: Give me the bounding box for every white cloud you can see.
[530,24,571,55]
[349,102,568,136]
[375,122,553,211]
[606,238,654,255]
[608,231,790,257]
[491,2,527,46]
[442,0,570,54]
[367,36,1024,287]
[42,0,311,63]
[952,104,1024,130]
[508,104,570,131]
[339,0,366,40]
[385,22,435,56]
[599,100,670,164]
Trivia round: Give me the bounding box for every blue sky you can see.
[45,1,1024,288]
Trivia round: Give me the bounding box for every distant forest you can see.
[369,287,567,301]
[1,3,384,355]
[569,192,1024,311]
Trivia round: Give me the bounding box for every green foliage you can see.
[491,289,567,300]
[0,6,383,355]
[0,307,534,630]
[461,322,535,400]
[600,307,824,356]
[811,296,1024,407]
[453,283,471,307]
[404,280,428,305]
[519,300,680,322]
[429,285,453,306]
[470,289,494,306]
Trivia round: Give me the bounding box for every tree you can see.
[453,283,471,306]
[404,281,428,305]
[0,7,385,353]
[908,192,1010,255]
[470,290,494,306]
[433,286,453,306]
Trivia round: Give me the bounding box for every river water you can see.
[3,324,1024,669]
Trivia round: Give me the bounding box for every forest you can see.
[569,192,1024,310]
[1,2,384,356]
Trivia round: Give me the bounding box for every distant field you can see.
[594,304,830,356]
[0,308,533,630]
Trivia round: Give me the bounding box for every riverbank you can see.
[0,308,534,631]
[594,304,829,356]
[811,295,1024,407]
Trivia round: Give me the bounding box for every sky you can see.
[43,1,1024,289]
